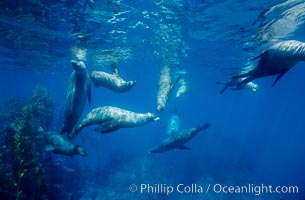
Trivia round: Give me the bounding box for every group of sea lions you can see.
[42,39,305,156]
[42,60,148,156]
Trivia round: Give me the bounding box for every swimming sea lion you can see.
[176,77,187,98]
[39,127,87,156]
[61,60,91,135]
[90,71,136,92]
[232,40,305,87]
[166,114,180,136]
[217,79,258,94]
[156,66,182,112]
[69,106,160,139]
[150,123,210,153]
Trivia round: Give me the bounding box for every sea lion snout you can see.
[147,112,160,121]
[156,105,163,113]
[128,80,137,86]
[78,147,88,157]
[153,117,160,121]
[71,60,86,71]
[74,145,87,157]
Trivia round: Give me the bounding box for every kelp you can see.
[0,86,54,200]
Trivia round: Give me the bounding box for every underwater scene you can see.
[1,0,305,199]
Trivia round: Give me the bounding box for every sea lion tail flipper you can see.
[272,69,289,87]
[176,145,191,150]
[198,123,211,131]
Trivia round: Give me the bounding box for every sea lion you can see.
[39,127,87,156]
[61,60,91,135]
[150,123,211,153]
[217,79,258,94]
[232,40,305,87]
[90,61,136,92]
[90,71,136,92]
[166,114,180,136]
[176,77,187,98]
[156,66,182,112]
[69,106,160,139]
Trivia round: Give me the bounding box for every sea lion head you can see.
[73,145,87,156]
[127,80,137,87]
[71,60,86,72]
[147,112,160,121]
[246,82,259,92]
[156,105,164,113]
[251,83,259,92]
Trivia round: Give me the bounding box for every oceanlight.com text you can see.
[129,183,299,196]
[213,183,299,196]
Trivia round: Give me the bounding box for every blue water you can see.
[1,0,305,199]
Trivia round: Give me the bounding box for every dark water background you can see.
[1,0,305,199]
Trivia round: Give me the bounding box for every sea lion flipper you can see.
[94,125,119,134]
[250,51,266,61]
[101,127,120,133]
[111,62,119,75]
[176,145,191,150]
[272,69,289,87]
[171,75,182,90]
[236,75,256,88]
[232,71,252,79]
[216,82,229,94]
[94,121,119,134]
[220,85,229,94]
